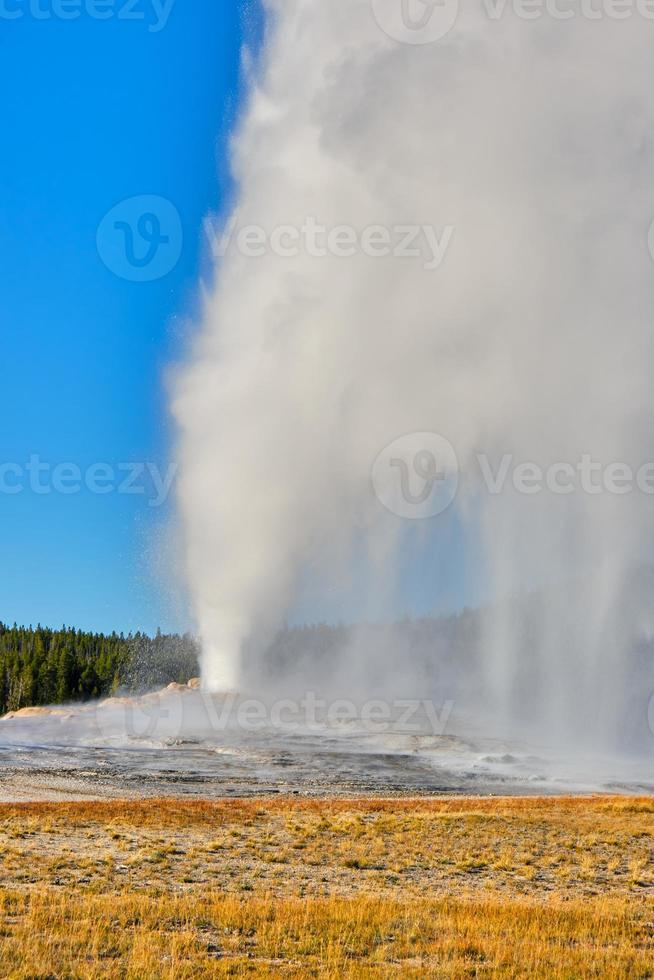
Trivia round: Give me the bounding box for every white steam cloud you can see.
[173,0,654,749]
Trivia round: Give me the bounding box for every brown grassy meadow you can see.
[0,796,652,977]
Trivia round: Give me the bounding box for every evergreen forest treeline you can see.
[0,623,200,715]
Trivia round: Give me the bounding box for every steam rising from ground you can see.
[173,1,654,751]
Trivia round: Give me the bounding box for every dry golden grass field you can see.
[0,796,651,977]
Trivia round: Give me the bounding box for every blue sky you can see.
[0,1,258,634]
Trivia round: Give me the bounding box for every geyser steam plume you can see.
[174,0,654,747]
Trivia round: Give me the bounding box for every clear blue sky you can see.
[0,1,259,635]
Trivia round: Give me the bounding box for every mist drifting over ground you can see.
[172,0,654,754]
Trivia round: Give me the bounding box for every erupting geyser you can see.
[173,0,654,750]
